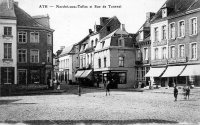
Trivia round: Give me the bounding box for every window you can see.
[154,27,159,42]
[18,49,27,63]
[1,67,14,84]
[47,33,52,44]
[191,43,197,59]
[107,26,111,32]
[190,18,197,35]
[18,69,27,85]
[98,58,101,68]
[169,23,175,39]
[137,49,141,60]
[178,21,185,37]
[119,56,124,67]
[30,50,39,63]
[141,67,145,81]
[4,43,12,59]
[104,57,107,67]
[154,48,158,60]
[91,40,94,47]
[179,45,185,58]
[118,37,124,46]
[118,73,126,84]
[30,32,39,43]
[18,32,27,43]
[162,25,166,40]
[170,46,175,58]
[95,38,98,46]
[102,41,105,48]
[136,67,140,81]
[4,27,12,36]
[47,50,52,63]
[143,48,148,60]
[139,31,143,41]
[162,47,167,59]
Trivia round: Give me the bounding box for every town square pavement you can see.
[0,87,200,125]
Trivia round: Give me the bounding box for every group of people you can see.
[174,85,190,101]
[47,78,61,90]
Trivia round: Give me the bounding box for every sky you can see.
[15,0,166,53]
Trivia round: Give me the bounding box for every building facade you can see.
[135,12,155,87]
[0,0,17,85]
[58,45,76,84]
[146,0,200,87]
[94,25,135,88]
[14,3,54,85]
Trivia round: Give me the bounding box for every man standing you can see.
[106,80,111,96]
[174,86,178,101]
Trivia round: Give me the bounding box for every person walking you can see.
[174,86,178,101]
[106,80,111,96]
[185,86,190,100]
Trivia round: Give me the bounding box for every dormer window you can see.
[162,5,167,18]
[102,41,105,48]
[118,37,124,47]
[139,31,143,41]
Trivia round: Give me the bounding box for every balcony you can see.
[153,40,167,47]
[177,57,187,63]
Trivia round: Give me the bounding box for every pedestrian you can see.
[53,78,57,90]
[50,79,53,90]
[106,80,111,96]
[78,85,81,96]
[185,86,190,100]
[174,85,178,101]
[57,79,61,90]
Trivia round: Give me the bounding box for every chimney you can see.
[121,24,126,31]
[89,29,93,34]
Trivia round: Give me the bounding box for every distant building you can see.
[135,12,155,87]
[94,24,135,88]
[58,45,76,84]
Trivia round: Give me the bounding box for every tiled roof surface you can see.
[59,45,74,56]
[152,0,200,22]
[14,4,44,27]
[0,0,16,18]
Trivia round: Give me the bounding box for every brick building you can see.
[146,0,200,87]
[14,3,54,85]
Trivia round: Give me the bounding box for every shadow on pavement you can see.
[0,99,21,105]
[2,119,179,125]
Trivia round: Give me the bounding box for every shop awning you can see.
[75,70,84,78]
[161,66,185,77]
[80,70,92,78]
[180,65,200,76]
[145,67,166,77]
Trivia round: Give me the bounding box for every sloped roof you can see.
[98,16,120,32]
[59,45,74,56]
[100,28,129,42]
[0,0,16,19]
[14,4,53,31]
[152,0,199,22]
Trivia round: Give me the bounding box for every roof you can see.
[14,4,53,31]
[98,16,119,32]
[100,28,129,42]
[0,0,16,19]
[151,0,200,23]
[59,45,74,57]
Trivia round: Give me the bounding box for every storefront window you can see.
[118,73,126,84]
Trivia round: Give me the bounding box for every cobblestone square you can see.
[0,88,200,125]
